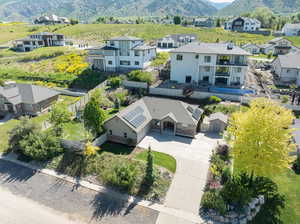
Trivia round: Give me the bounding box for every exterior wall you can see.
[104,116,137,145]
[123,80,148,89]
[137,122,152,143]
[282,26,300,36]
[176,123,197,137]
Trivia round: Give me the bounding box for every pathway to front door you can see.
[138,132,222,224]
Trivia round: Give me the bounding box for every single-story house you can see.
[259,44,274,55]
[201,112,228,133]
[271,52,300,86]
[242,43,260,54]
[0,82,59,117]
[104,96,204,146]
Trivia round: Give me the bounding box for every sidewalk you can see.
[0,154,206,224]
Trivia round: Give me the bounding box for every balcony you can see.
[215,72,230,77]
[216,60,247,66]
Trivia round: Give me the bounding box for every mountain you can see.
[0,0,218,22]
[209,1,231,10]
[218,0,300,16]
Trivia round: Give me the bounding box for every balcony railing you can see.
[215,72,230,77]
[216,60,247,66]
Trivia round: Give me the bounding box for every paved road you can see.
[138,132,220,224]
[0,159,158,224]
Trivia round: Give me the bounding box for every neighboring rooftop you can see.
[132,44,156,50]
[171,42,252,55]
[283,23,300,29]
[277,52,300,69]
[110,96,203,132]
[158,34,197,42]
[107,36,143,41]
[0,83,59,105]
[207,112,228,123]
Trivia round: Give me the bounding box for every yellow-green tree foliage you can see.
[54,53,88,75]
[84,142,100,157]
[227,98,296,177]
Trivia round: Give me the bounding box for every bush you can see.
[281,95,289,104]
[108,76,123,88]
[103,160,137,193]
[221,166,231,185]
[128,70,154,84]
[216,144,230,162]
[20,129,64,161]
[201,191,227,215]
[292,156,300,174]
[209,96,222,104]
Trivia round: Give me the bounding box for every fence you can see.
[93,132,107,146]
[123,80,148,89]
[67,80,108,115]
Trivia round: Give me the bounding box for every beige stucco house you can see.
[104,97,204,146]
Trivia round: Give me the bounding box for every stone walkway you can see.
[138,132,221,224]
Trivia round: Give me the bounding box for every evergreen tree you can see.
[145,146,154,187]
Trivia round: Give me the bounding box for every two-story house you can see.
[170,42,251,87]
[225,17,261,32]
[282,23,300,36]
[193,18,215,28]
[13,32,65,52]
[88,36,156,72]
[156,34,197,49]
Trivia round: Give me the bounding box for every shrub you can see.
[84,142,100,157]
[108,76,123,88]
[292,156,300,174]
[281,95,289,104]
[151,52,169,67]
[221,166,231,185]
[201,191,227,215]
[216,144,230,161]
[128,70,154,84]
[103,160,137,193]
[209,96,222,104]
[20,129,64,161]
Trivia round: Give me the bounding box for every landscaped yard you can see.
[135,150,177,173]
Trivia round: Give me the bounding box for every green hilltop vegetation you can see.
[218,0,300,16]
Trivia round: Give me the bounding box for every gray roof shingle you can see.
[277,53,300,69]
[171,42,251,55]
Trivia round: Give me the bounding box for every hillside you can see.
[0,0,217,22]
[218,0,300,16]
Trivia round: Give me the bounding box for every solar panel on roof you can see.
[192,108,202,120]
[122,106,144,122]
[131,114,146,128]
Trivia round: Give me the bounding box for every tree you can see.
[70,18,79,25]
[83,94,106,136]
[0,79,4,86]
[145,146,154,187]
[173,16,181,25]
[227,98,295,177]
[91,88,113,107]
[84,142,100,157]
[48,104,72,126]
[216,18,221,27]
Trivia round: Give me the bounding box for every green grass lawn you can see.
[63,121,91,141]
[135,150,177,173]
[272,168,300,224]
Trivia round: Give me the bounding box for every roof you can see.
[33,32,64,36]
[242,43,259,48]
[226,17,261,25]
[171,42,251,56]
[208,112,228,123]
[158,34,197,42]
[132,44,156,50]
[0,84,59,105]
[194,18,213,22]
[283,23,300,30]
[269,37,291,44]
[259,43,273,49]
[107,36,143,41]
[107,96,203,132]
[277,52,300,69]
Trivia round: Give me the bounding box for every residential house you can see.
[34,14,70,25]
[282,23,300,36]
[0,83,59,117]
[259,38,299,56]
[259,43,275,55]
[13,32,65,52]
[156,34,197,49]
[170,42,251,87]
[193,18,215,28]
[87,36,156,72]
[225,17,261,32]
[201,112,228,133]
[272,52,300,86]
[104,96,203,145]
[242,43,260,54]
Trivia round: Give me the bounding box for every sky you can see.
[209,0,234,3]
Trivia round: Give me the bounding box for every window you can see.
[204,66,210,72]
[135,61,139,65]
[124,133,127,138]
[204,56,211,63]
[109,130,112,135]
[236,77,240,82]
[134,50,140,56]
[235,67,242,73]
[110,41,115,46]
[120,60,131,66]
[176,54,183,61]
[203,76,209,82]
[148,50,150,54]
[108,60,112,65]
[185,76,192,83]
[195,54,199,59]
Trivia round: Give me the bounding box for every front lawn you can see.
[135,150,177,173]
[63,121,91,141]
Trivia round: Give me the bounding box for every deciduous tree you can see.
[227,98,295,177]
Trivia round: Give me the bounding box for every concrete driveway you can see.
[138,132,221,223]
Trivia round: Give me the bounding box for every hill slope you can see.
[218,0,300,16]
[0,0,217,22]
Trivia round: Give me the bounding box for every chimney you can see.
[227,41,234,50]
